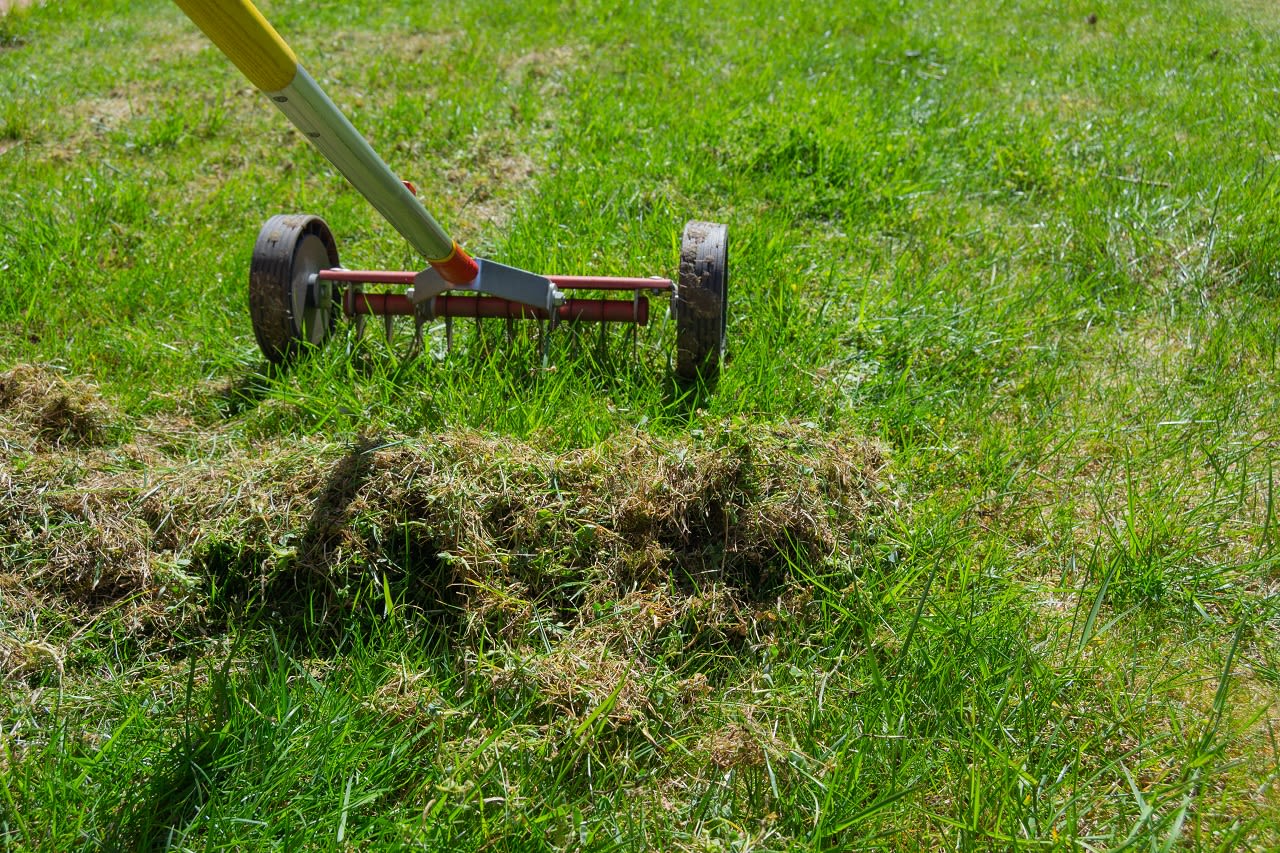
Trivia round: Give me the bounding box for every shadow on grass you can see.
[104,661,237,852]
[105,727,229,852]
[664,374,717,416]
[200,435,459,653]
[212,361,281,419]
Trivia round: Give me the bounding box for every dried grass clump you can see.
[2,410,888,672]
[368,664,445,724]
[476,589,681,726]
[701,722,770,770]
[0,432,321,639]
[0,365,116,447]
[353,421,887,615]
[1,639,65,683]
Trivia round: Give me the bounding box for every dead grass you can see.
[1224,0,1280,28]
[328,27,462,66]
[701,721,775,770]
[0,364,117,447]
[369,663,445,724]
[0,364,887,685]
[72,94,145,136]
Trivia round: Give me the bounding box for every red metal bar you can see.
[348,291,414,316]
[319,269,672,291]
[550,276,672,292]
[559,297,649,324]
[346,292,648,324]
[322,269,416,285]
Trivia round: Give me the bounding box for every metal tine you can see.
[445,315,453,354]
[410,316,425,362]
[347,283,366,354]
[352,314,366,352]
[506,316,515,346]
[631,291,641,361]
[409,299,432,363]
[540,314,560,369]
[384,312,394,344]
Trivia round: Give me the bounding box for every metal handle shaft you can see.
[172,0,479,284]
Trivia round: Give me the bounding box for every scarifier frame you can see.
[172,0,728,381]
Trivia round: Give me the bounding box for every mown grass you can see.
[2,0,1280,849]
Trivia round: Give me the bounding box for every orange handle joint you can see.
[430,243,480,285]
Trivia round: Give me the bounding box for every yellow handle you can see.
[173,0,298,92]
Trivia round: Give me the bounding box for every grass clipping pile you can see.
[1,366,887,682]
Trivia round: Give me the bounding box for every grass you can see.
[2,0,1279,848]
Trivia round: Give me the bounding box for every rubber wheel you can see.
[249,214,340,364]
[674,220,729,383]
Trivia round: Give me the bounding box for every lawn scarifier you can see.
[172,0,729,381]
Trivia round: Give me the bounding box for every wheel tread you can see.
[674,220,729,383]
[249,214,339,364]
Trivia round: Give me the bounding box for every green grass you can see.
[3,0,1280,849]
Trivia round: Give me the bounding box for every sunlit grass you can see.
[2,0,1279,849]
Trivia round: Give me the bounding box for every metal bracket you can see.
[410,259,564,314]
[305,271,334,309]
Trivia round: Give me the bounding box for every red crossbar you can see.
[318,269,672,292]
[345,292,649,325]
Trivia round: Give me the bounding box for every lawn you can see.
[2,0,1279,849]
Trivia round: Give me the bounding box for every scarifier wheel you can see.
[249,214,340,364]
[675,221,729,383]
